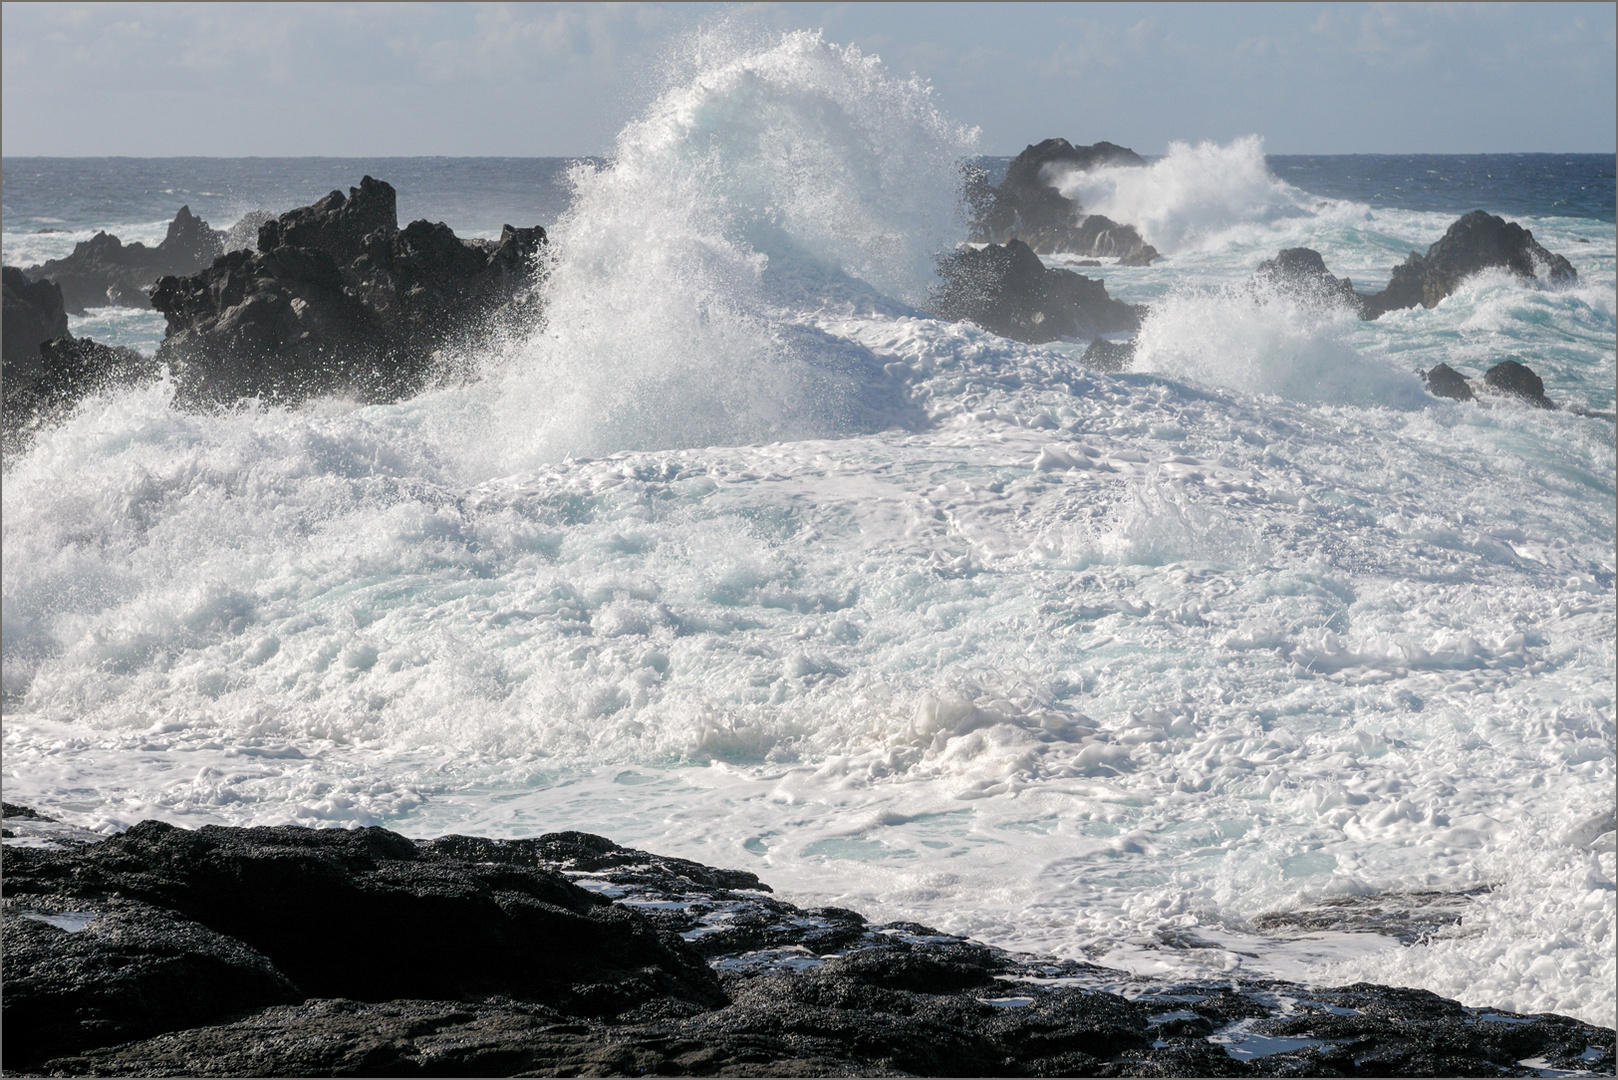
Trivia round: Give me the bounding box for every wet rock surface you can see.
[3,810,1612,1077]
[1484,359,1555,407]
[932,239,1141,345]
[2,266,69,368]
[1423,362,1477,402]
[972,139,1158,264]
[149,176,546,406]
[1251,247,1366,315]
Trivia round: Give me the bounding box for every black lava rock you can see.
[1252,247,1367,315]
[972,139,1159,264]
[5,808,1613,1077]
[932,239,1141,344]
[2,264,69,368]
[22,206,225,314]
[2,335,159,451]
[1364,210,1577,318]
[1081,337,1137,372]
[1423,362,1476,402]
[1484,359,1554,407]
[149,177,546,406]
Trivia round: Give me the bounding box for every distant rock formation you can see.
[150,176,546,406]
[21,206,225,313]
[1361,210,1577,318]
[971,139,1159,265]
[1255,212,1578,324]
[932,239,1141,345]
[1251,247,1366,315]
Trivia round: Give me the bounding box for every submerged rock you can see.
[21,206,225,314]
[1081,337,1136,372]
[932,239,1140,345]
[4,809,1612,1077]
[1363,210,1577,318]
[150,176,546,406]
[973,139,1159,264]
[1423,362,1476,402]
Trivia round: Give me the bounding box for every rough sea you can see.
[4,32,1615,1029]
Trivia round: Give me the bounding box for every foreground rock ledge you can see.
[2,813,1612,1077]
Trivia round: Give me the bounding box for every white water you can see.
[3,35,1615,1028]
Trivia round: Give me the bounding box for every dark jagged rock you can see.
[2,336,159,448]
[5,809,1613,1077]
[3,265,69,368]
[1252,247,1367,315]
[21,207,224,313]
[4,900,302,1067]
[1364,210,1577,318]
[1485,359,1554,407]
[1423,362,1476,402]
[149,177,546,406]
[932,239,1141,345]
[973,139,1159,264]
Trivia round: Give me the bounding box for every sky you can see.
[2,2,1614,158]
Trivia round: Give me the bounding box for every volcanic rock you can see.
[1252,247,1366,314]
[2,334,158,447]
[22,206,225,313]
[3,808,1614,1078]
[1484,359,1554,407]
[1423,362,1475,402]
[1363,209,1577,318]
[2,264,69,368]
[932,239,1141,345]
[973,139,1159,264]
[149,177,546,406]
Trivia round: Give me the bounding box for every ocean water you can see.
[4,31,1615,1029]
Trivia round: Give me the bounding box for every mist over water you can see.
[3,33,1615,1028]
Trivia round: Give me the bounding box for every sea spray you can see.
[475,29,975,462]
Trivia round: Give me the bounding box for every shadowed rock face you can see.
[5,809,1612,1078]
[20,206,225,313]
[973,139,1159,264]
[932,239,1141,345]
[149,176,546,406]
[1362,209,1577,318]
[1485,359,1554,407]
[2,265,69,369]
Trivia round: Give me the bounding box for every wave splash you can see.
[1052,136,1314,254]
[477,30,975,463]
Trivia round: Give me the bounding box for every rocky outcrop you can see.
[4,809,1613,1077]
[1251,247,1366,314]
[1363,210,1577,318]
[3,264,157,445]
[3,265,69,368]
[932,239,1141,346]
[972,139,1159,264]
[1423,362,1475,402]
[150,176,546,406]
[1484,359,1554,407]
[1081,337,1136,372]
[21,207,225,313]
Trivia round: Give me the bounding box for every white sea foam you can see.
[2,32,1615,1030]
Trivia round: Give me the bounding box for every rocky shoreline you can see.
[3,804,1612,1078]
